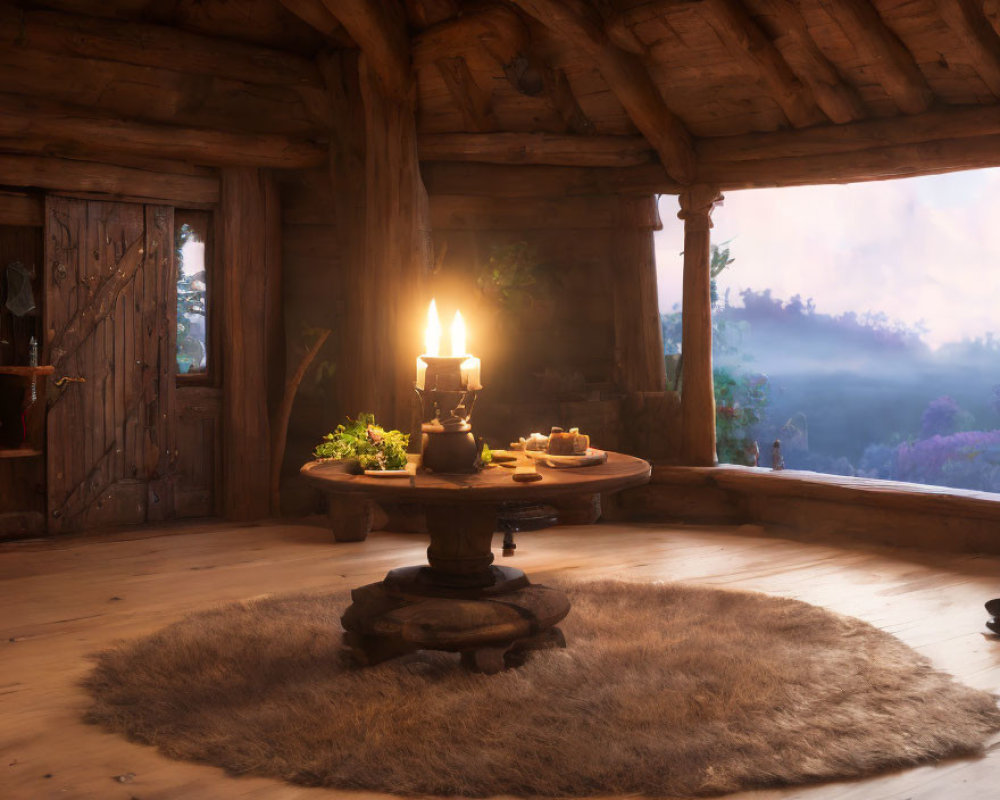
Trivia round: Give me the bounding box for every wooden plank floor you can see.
[1,519,998,800]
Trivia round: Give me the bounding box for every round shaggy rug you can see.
[83,581,1000,797]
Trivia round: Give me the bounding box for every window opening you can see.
[656,168,1000,493]
[175,212,210,376]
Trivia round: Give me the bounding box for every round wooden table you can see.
[300,452,651,672]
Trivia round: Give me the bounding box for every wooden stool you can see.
[497,502,558,556]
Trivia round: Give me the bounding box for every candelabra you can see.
[415,356,480,473]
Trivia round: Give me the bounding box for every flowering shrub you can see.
[895,430,1000,491]
[920,395,960,439]
[715,367,769,465]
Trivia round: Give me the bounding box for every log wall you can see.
[427,191,679,459]
[275,166,342,513]
[0,7,328,140]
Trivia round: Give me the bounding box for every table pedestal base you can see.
[341,567,570,673]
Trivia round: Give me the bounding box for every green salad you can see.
[314,413,409,471]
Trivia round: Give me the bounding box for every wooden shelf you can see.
[0,365,55,377]
[0,448,43,459]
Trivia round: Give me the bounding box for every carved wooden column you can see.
[613,195,667,394]
[678,185,723,466]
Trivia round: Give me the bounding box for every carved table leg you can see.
[329,495,374,542]
[341,501,571,672]
[424,504,497,587]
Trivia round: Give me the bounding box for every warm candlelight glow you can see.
[417,300,480,391]
[461,356,482,390]
[424,299,442,357]
[450,310,467,357]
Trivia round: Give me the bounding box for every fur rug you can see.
[83,581,1000,797]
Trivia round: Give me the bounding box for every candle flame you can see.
[425,299,441,356]
[450,310,466,357]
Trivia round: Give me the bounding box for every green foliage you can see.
[715,367,769,466]
[314,413,409,470]
[661,242,740,357]
[477,241,543,309]
[709,240,735,308]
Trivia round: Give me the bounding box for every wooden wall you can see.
[275,166,342,513]
[0,6,690,525]
[611,466,1000,555]
[274,172,683,512]
[427,191,678,459]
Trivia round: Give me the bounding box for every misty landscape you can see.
[661,249,1000,493]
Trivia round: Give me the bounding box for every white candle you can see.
[416,355,427,390]
[461,356,481,390]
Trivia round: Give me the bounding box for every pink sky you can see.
[654,168,1000,348]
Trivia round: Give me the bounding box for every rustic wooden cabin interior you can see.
[3,0,1000,798]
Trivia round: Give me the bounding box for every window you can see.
[175,210,211,377]
[656,168,1000,493]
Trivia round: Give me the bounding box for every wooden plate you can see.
[524,448,608,467]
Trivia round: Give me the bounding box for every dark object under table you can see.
[300,452,651,673]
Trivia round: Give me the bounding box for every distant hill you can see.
[662,289,1000,479]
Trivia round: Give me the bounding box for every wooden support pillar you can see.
[678,185,723,466]
[319,52,430,435]
[221,167,280,521]
[613,195,666,394]
[358,54,432,433]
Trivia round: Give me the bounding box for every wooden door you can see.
[44,197,176,532]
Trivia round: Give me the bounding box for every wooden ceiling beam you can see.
[420,161,682,197]
[414,7,596,137]
[435,56,499,132]
[604,0,866,124]
[542,66,597,135]
[817,0,933,115]
[697,103,1000,162]
[934,0,1000,99]
[988,0,1000,37]
[754,0,867,124]
[508,0,696,183]
[314,0,411,98]
[404,0,460,29]
[0,5,325,87]
[414,6,529,68]
[0,94,326,169]
[698,133,1000,188]
[695,0,826,128]
[427,125,1000,195]
[276,0,345,40]
[0,153,220,206]
[418,132,655,166]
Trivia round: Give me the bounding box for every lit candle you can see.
[416,300,481,392]
[425,299,442,357]
[461,356,481,390]
[417,299,442,390]
[450,310,466,358]
[416,355,427,390]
